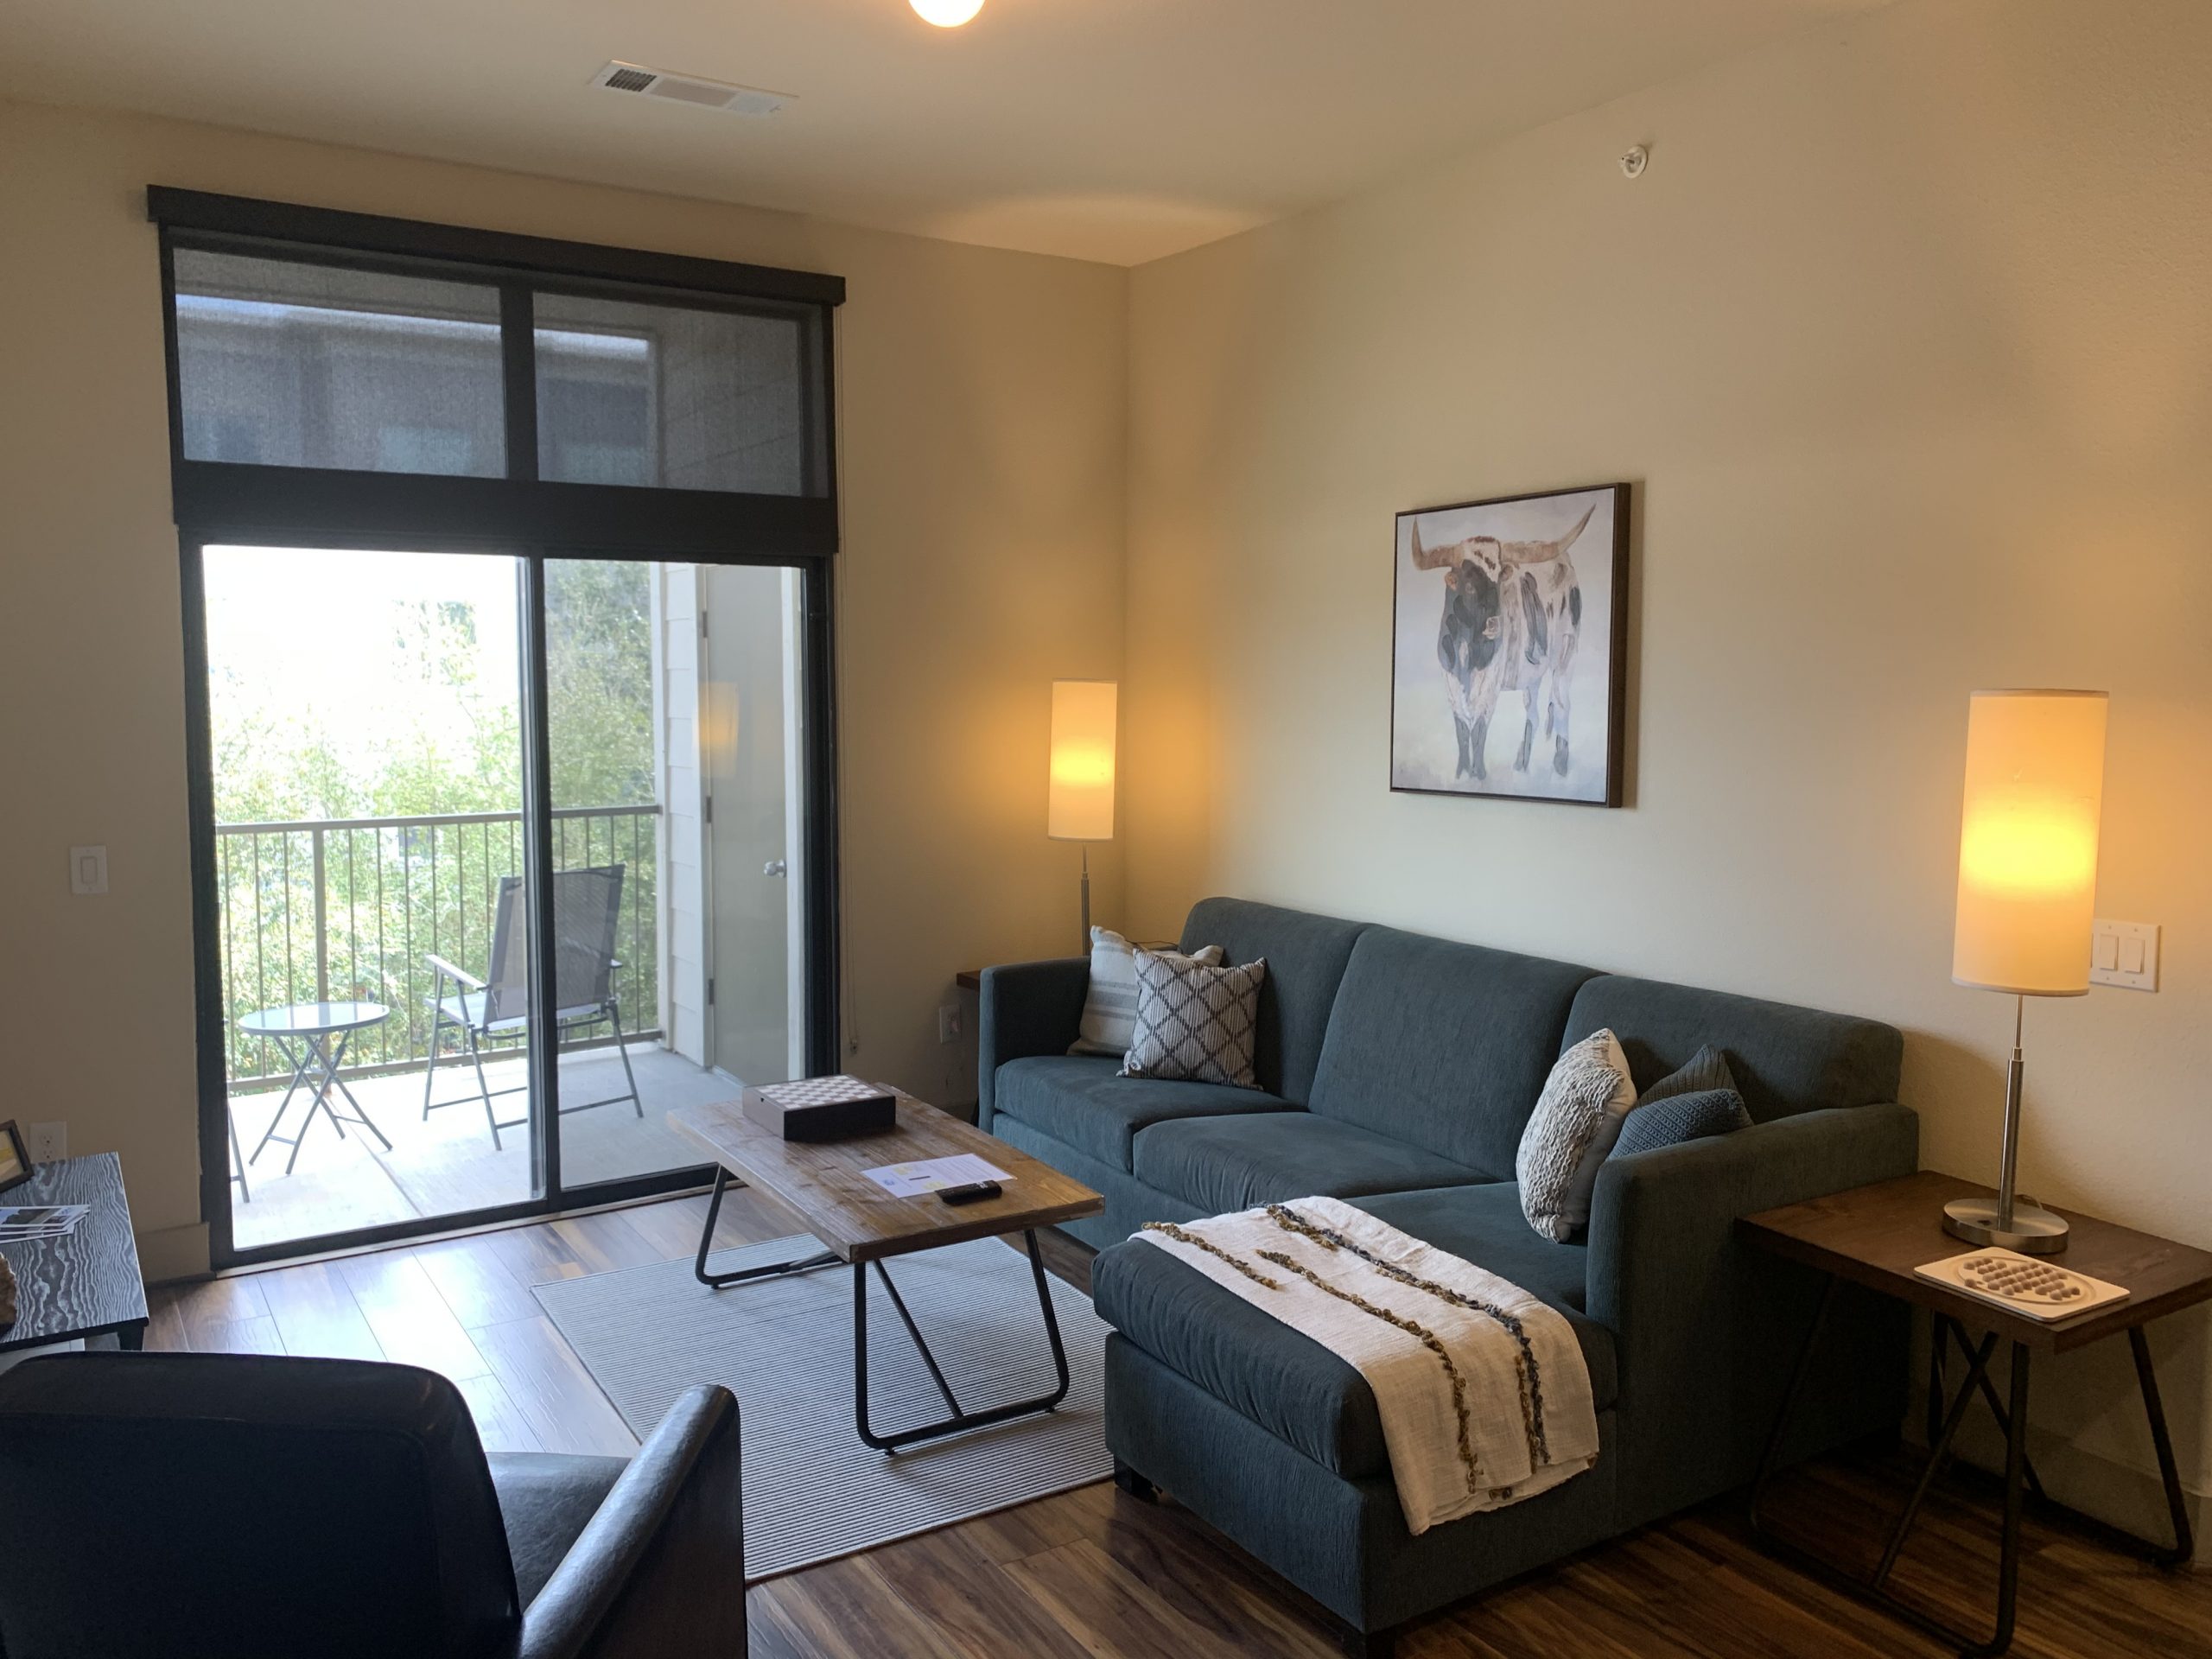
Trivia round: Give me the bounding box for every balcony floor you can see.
[226,1044,732,1253]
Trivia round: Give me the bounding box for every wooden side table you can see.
[0,1153,149,1355]
[1740,1171,2206,1657]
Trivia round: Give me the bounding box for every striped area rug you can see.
[533,1233,1114,1580]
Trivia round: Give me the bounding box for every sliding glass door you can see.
[193,541,828,1262]
[545,559,813,1190]
[152,187,844,1268]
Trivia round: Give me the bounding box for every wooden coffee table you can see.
[667,1090,1103,1452]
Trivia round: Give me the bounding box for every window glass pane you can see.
[174,250,505,477]
[202,545,537,1251]
[545,558,811,1191]
[536,294,811,495]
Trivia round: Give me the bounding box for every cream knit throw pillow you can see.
[1516,1028,1638,1241]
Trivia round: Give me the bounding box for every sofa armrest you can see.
[517,1384,743,1659]
[1584,1103,1918,1525]
[976,957,1089,1131]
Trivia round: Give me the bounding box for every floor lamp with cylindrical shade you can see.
[1048,680,1117,955]
[1945,688,2108,1255]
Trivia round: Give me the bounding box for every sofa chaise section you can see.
[977,898,1920,1653]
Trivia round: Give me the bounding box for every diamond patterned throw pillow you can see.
[1121,950,1268,1090]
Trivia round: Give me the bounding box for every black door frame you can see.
[155,187,846,1270]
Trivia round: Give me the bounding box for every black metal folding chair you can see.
[419,864,644,1150]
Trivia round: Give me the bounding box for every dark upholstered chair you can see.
[0,1351,744,1659]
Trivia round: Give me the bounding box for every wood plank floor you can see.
[150,1198,2211,1659]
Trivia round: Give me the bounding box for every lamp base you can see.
[1942,1196,2069,1255]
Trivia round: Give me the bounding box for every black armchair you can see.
[0,1351,744,1659]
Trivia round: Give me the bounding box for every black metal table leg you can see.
[855,1228,1073,1454]
[690,1166,839,1288]
[246,1038,317,1166]
[253,1031,393,1173]
[1942,1318,2046,1505]
[1754,1294,2195,1659]
[1872,1327,1998,1588]
[1749,1274,1838,1523]
[314,1032,393,1153]
[2130,1325,2196,1568]
[1962,1343,2032,1659]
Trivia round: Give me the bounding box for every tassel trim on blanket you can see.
[1134,1196,1599,1533]
[1260,1203,1554,1467]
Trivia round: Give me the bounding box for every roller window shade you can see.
[173,249,506,478]
[534,292,815,496]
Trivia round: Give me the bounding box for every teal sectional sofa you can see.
[978,898,1917,1656]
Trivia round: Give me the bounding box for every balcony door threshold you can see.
[194,1178,718,1283]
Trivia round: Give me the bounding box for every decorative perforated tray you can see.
[758,1075,893,1108]
[1914,1247,2130,1322]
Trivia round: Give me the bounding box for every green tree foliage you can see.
[207,556,661,1081]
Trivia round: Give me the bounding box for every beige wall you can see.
[0,97,1126,1278]
[1124,0,2212,1513]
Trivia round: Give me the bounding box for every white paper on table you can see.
[862,1153,1010,1198]
[0,1205,89,1237]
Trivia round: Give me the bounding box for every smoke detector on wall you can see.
[591,61,791,118]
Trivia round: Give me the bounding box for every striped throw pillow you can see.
[1071,929,1224,1058]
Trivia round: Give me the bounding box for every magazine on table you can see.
[0,1205,90,1239]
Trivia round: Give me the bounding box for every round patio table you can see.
[238,1001,395,1176]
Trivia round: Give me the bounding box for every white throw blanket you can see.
[1134,1196,1599,1534]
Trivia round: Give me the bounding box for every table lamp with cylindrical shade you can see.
[1945,688,2108,1255]
[1048,680,1117,954]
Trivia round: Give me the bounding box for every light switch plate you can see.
[2089,919,2158,991]
[69,846,107,895]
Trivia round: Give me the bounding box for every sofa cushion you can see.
[1560,976,1903,1122]
[991,1055,1296,1172]
[1091,1181,1612,1481]
[1304,927,1598,1176]
[1178,898,1367,1105]
[1355,1183,1593,1316]
[1131,1113,1487,1214]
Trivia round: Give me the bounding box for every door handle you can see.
[764,859,788,878]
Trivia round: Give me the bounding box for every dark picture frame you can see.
[1389,482,1630,807]
[0,1122,34,1195]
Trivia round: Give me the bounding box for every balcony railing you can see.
[215,804,662,1088]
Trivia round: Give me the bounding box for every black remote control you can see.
[937,1180,1001,1205]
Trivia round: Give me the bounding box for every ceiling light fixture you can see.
[910,0,984,26]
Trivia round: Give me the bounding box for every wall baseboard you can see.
[135,1222,211,1285]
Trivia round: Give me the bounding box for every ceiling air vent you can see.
[590,60,791,118]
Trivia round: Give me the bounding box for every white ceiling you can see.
[0,0,1890,265]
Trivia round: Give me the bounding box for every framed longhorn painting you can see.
[1389,482,1630,806]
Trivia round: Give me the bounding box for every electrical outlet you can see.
[937,1005,962,1045]
[24,1122,66,1165]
